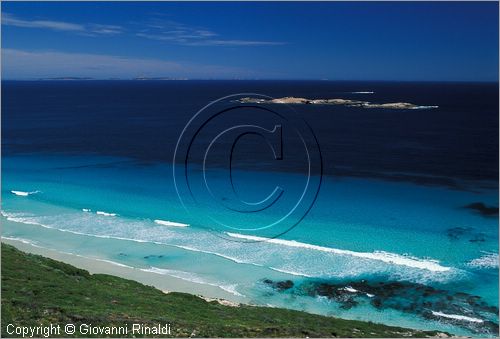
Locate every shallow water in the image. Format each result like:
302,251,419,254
2,153,498,336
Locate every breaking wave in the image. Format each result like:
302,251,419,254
226,232,451,272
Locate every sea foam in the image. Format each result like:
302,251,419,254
11,190,39,197
2,236,40,247
467,252,499,269
225,232,451,272
96,211,117,217
268,266,313,278
343,286,358,293
2,209,456,282
154,219,189,227
431,311,483,323
140,266,244,297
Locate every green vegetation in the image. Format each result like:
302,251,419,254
1,243,444,337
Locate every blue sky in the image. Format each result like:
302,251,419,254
2,2,498,81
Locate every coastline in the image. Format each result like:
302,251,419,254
1,237,246,304
1,242,448,338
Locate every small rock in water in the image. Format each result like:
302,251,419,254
262,279,294,291
268,279,499,336
275,280,294,291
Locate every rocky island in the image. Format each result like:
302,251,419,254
238,96,438,110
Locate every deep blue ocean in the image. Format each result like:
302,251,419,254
2,80,499,336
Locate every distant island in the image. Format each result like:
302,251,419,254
134,76,189,81
34,76,190,81
37,77,95,81
238,96,439,110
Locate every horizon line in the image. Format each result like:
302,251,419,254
2,78,499,83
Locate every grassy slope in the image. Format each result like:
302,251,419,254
1,244,443,338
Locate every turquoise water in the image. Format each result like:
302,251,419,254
2,154,498,336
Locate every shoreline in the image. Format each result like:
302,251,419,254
0,238,464,338
1,238,246,305
1,242,450,338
